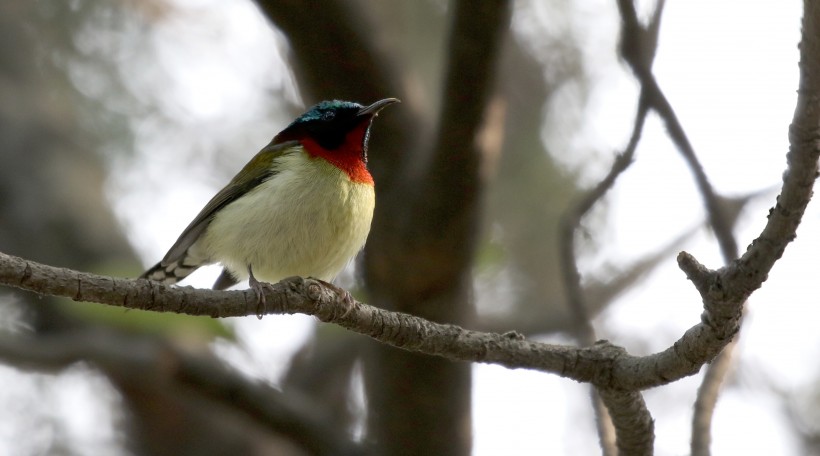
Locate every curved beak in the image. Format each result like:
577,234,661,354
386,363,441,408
358,98,401,117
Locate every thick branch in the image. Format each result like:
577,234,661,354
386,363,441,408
728,0,820,291
0,251,587,379
252,0,399,104
679,5,820,452
0,251,735,390
598,389,654,456
591,391,618,456
675,0,820,349
426,0,512,197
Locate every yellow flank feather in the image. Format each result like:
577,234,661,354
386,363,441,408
193,146,375,283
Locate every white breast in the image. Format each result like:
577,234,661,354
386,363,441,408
198,149,375,283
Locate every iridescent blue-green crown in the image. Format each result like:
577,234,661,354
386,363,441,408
292,100,364,125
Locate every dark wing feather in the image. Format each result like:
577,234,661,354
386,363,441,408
212,268,239,290
161,140,300,264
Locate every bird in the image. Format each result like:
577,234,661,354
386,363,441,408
141,98,399,312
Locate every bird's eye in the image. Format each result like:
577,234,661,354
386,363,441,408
322,111,335,121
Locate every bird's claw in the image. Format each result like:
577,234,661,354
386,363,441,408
316,279,355,317
248,270,274,320
338,289,355,318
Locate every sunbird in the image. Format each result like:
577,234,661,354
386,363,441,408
141,98,399,307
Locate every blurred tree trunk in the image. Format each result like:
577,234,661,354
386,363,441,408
257,1,587,454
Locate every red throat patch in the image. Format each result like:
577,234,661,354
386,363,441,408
300,122,375,185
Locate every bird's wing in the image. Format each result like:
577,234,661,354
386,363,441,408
161,140,301,265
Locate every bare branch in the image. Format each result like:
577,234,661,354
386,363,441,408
591,391,619,456
559,2,658,450
0,250,598,380
617,0,738,263
560,90,650,456
560,93,649,345
617,1,751,451
690,8,820,451
0,250,757,391
2,0,818,392
691,338,737,456
674,0,820,358
598,389,655,456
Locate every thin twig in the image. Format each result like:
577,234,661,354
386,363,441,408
559,93,649,455
558,1,659,450
691,337,737,456
617,1,749,452
560,93,649,345
618,0,737,262
476,224,698,336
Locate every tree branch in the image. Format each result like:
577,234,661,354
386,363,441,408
560,93,649,345
617,0,738,262
0,249,785,392
2,250,586,378
361,3,512,454
559,91,649,456
690,337,736,456
559,1,659,450
616,1,755,452
598,389,654,456
1,4,818,431
673,0,820,363
690,8,820,451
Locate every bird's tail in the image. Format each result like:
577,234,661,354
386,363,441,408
140,255,202,285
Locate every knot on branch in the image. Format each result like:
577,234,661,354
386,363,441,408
305,280,323,302
679,253,743,342
580,340,629,389
677,251,721,299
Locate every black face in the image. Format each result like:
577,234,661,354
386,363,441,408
281,100,371,151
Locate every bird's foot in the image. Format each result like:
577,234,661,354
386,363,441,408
316,279,355,317
248,265,273,320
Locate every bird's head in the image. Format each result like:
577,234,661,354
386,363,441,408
274,99,399,183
